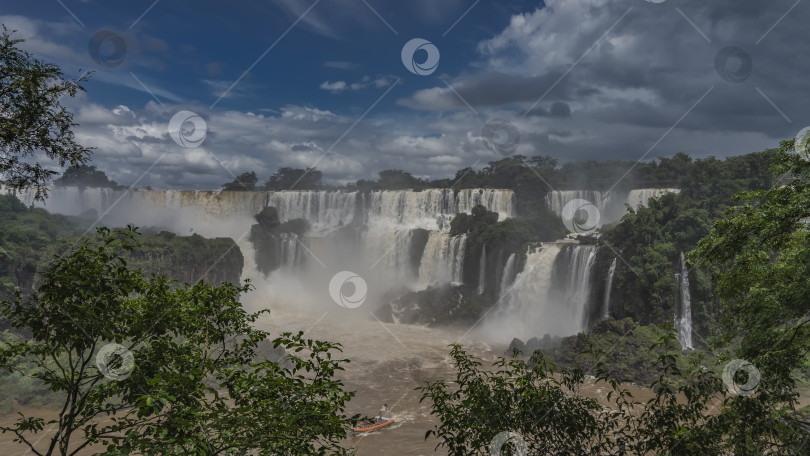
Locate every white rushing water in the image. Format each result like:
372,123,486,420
9,187,513,297
12,187,514,231
603,257,617,318
498,253,516,297
480,242,597,341
674,251,694,350
477,246,487,295
417,232,466,288
545,188,680,225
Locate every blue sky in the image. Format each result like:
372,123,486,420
2,0,808,189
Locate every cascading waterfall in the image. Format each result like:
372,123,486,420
545,188,680,225
9,186,513,292
545,191,604,216
603,257,617,318
477,246,487,295
625,188,681,210
13,187,514,231
481,243,597,341
674,252,694,350
266,191,358,235
279,234,307,269
552,244,598,329
417,233,466,288
498,253,516,297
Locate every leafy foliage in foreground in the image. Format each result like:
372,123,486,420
695,140,810,415
421,338,809,455
0,227,358,456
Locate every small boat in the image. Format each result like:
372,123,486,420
352,416,395,433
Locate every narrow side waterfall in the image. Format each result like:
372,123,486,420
674,252,694,350
417,233,466,288
480,243,597,341
499,253,516,297
603,257,617,318
477,246,487,295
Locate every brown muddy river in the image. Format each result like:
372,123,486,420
252,309,663,456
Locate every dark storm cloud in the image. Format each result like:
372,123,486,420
398,0,809,161
526,101,571,118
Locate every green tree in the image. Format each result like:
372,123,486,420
222,171,258,191
0,227,357,455
53,165,122,189
422,336,807,455
695,140,810,416
377,169,425,190
0,27,92,201
263,167,322,190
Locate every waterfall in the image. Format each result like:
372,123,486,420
16,187,514,232
545,191,604,216
266,191,359,235
552,244,598,329
625,188,681,210
10,187,514,292
674,252,694,350
279,234,307,268
498,253,516,297
603,257,617,318
481,243,597,341
365,188,514,230
417,233,466,288
477,246,487,295
545,188,680,225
